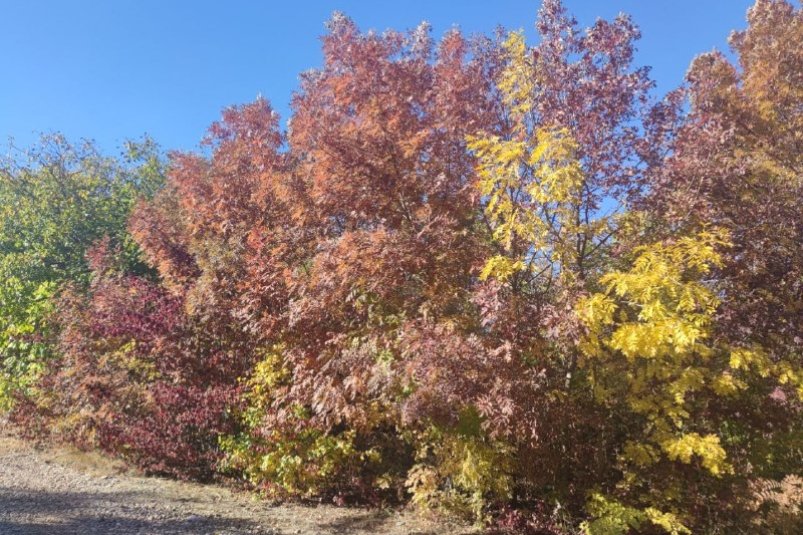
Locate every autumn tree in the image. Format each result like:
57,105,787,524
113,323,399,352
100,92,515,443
645,0,802,364
0,135,163,409
20,100,302,479
641,0,803,518
223,14,502,502
572,0,803,530
444,0,658,518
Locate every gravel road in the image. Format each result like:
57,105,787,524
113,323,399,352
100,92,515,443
0,431,476,535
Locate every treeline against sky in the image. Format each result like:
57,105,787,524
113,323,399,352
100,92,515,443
1,1,801,533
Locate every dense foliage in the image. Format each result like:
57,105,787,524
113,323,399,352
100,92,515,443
2,1,800,532
0,136,164,409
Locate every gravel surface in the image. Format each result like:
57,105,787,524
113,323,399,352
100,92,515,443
0,431,476,535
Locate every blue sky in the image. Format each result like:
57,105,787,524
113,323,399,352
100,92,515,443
1,0,754,153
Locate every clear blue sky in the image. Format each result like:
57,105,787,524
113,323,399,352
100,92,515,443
1,0,754,153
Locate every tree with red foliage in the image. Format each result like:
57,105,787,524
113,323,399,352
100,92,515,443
27,100,295,479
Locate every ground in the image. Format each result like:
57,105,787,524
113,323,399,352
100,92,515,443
0,429,477,535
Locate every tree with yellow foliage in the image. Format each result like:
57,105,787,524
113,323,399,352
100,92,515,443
577,228,801,532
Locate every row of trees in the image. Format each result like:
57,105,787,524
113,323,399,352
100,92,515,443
1,1,800,533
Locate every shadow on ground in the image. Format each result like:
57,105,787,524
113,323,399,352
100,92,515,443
0,487,269,534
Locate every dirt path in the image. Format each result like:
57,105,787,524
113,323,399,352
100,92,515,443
0,431,476,535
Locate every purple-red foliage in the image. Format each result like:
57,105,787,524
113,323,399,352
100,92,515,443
33,210,251,480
